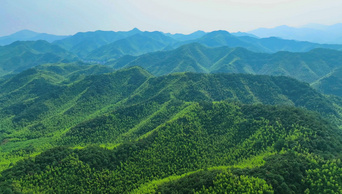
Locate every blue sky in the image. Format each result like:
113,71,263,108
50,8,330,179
1,0,342,36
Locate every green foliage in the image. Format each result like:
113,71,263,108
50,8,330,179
1,100,342,193
304,159,342,193
1,65,342,193
110,43,342,83
196,170,273,194
0,40,78,76
53,29,142,58
312,67,342,97
87,32,177,61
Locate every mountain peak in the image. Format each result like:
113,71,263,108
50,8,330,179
129,28,142,33
205,30,232,38
2,30,39,40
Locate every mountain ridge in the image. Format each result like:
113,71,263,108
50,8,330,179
0,30,69,46
108,43,342,83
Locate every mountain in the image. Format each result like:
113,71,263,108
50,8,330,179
164,30,207,41
249,23,342,44
53,29,142,58
0,30,68,46
311,67,342,97
1,66,342,193
3,28,342,193
231,31,259,38
0,62,114,98
1,101,342,193
0,66,338,149
52,28,342,62
108,43,342,83
191,30,342,53
0,40,78,76
54,29,342,61
86,31,177,61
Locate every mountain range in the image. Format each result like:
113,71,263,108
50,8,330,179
0,40,78,76
0,64,342,193
249,23,342,44
2,27,342,193
108,43,342,84
2,28,342,63
0,30,68,46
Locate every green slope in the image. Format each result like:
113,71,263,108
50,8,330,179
86,32,177,61
53,29,142,58
109,43,342,83
190,30,342,53
0,67,337,144
0,40,78,76
1,66,342,193
312,67,342,97
1,102,342,193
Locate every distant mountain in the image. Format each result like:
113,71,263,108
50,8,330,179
249,23,342,44
108,43,342,83
0,30,68,46
86,31,177,61
189,30,342,53
53,29,142,58
0,40,78,76
54,29,342,60
231,31,259,38
164,30,206,41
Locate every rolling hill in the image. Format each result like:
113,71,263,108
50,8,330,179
1,101,342,193
312,67,342,97
188,30,342,53
108,43,342,83
2,26,342,193
0,40,78,76
53,28,142,58
1,65,342,193
86,32,177,61
51,29,342,63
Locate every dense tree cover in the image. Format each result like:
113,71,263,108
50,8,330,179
53,28,342,63
1,67,337,145
196,170,274,194
87,32,177,61
312,67,342,97
108,42,342,83
1,66,342,193
0,40,78,76
53,28,143,58
1,101,342,193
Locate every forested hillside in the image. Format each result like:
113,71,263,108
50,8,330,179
0,40,78,76
108,43,342,83
312,67,342,97
86,32,177,61
50,29,342,63
1,101,342,193
1,26,342,193
1,64,342,193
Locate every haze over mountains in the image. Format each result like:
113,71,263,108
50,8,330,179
2,25,342,193
249,23,342,44
0,30,68,46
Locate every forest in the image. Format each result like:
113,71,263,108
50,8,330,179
1,27,342,193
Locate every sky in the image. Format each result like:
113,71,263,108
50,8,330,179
1,0,342,36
